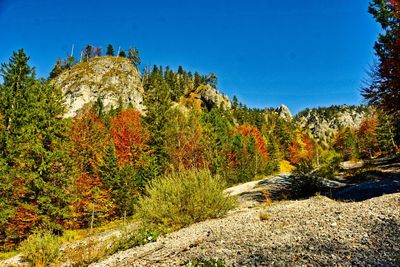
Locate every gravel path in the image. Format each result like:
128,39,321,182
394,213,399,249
91,193,400,267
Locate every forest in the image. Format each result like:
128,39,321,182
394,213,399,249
0,0,399,265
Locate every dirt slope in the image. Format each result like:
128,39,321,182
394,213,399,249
91,193,400,266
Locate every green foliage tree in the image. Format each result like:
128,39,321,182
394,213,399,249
127,47,141,67
0,50,73,246
142,65,173,176
118,50,126,58
49,59,64,79
106,44,115,56
363,0,400,146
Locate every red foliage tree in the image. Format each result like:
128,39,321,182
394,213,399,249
6,204,38,246
357,114,380,158
234,124,269,160
288,133,314,165
69,107,111,228
110,108,151,166
165,111,206,170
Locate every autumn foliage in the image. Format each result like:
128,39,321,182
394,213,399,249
288,133,314,165
234,124,269,160
70,108,111,227
111,108,151,166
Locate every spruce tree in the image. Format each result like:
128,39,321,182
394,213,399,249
49,59,63,79
106,44,115,56
118,50,126,58
142,65,173,175
0,50,73,245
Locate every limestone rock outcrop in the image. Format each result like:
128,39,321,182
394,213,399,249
54,56,144,117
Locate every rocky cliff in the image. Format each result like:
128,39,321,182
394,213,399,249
295,105,371,146
54,56,144,117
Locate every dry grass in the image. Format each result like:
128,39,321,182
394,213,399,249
62,238,109,267
259,210,269,221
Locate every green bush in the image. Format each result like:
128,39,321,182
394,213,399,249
289,150,341,198
135,169,236,232
317,150,342,179
19,231,61,267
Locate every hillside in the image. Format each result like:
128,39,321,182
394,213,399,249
295,105,371,146
90,193,399,266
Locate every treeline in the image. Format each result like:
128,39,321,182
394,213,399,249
49,43,140,79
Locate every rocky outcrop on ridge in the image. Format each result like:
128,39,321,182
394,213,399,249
54,56,144,117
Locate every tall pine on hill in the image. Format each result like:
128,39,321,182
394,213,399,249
142,65,173,175
0,50,73,246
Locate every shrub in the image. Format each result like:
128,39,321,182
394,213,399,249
135,169,236,232
288,150,341,198
19,231,61,267
62,238,109,267
288,160,323,198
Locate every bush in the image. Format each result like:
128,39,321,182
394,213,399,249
135,169,236,232
19,231,61,267
288,150,341,198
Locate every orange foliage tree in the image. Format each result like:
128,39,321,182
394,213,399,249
69,107,112,228
288,132,314,165
110,108,151,166
357,114,380,158
165,110,206,170
234,124,269,160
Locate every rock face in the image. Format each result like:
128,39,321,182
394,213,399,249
196,84,232,110
276,104,293,120
54,56,144,117
295,105,371,146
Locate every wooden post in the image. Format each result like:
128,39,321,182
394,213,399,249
90,203,95,233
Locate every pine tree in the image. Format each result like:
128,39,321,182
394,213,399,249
106,44,115,56
127,47,141,66
49,59,63,79
142,65,173,175
118,50,126,58
0,50,73,245
363,1,400,117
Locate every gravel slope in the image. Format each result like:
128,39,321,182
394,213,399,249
91,193,400,267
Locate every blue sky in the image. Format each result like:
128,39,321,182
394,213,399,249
0,0,380,114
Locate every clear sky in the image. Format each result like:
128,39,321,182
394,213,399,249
0,0,380,114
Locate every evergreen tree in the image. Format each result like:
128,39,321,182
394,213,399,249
127,47,141,67
0,50,73,245
82,45,95,61
65,55,77,68
49,59,63,79
142,65,173,176
118,50,126,57
363,1,400,117
106,44,115,56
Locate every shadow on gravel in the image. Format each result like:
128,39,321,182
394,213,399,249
329,172,400,201
236,218,400,266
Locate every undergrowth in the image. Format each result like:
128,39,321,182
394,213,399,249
135,168,237,233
